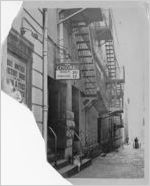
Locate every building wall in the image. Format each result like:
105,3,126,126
47,9,58,78
10,8,59,134
79,94,86,146
100,117,110,146
86,106,98,145
113,116,123,148
10,8,44,132
2,7,125,160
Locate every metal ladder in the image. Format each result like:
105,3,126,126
105,40,116,80
105,40,123,110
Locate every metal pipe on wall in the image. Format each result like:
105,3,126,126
42,8,48,152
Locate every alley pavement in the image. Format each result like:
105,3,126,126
72,144,144,178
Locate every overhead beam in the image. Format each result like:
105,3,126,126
58,8,86,25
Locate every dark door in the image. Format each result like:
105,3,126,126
97,118,101,144
72,86,79,135
47,77,66,157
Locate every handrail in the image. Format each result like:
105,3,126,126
74,130,83,156
51,122,84,157
49,127,57,164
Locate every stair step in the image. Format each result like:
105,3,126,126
108,65,116,68
52,159,69,170
107,60,115,62
59,158,92,178
107,62,115,64
82,94,97,98
107,57,114,59
108,68,116,70
79,55,92,58
106,48,113,49
106,50,114,52
76,33,89,36
85,82,96,84
108,66,116,68
108,67,116,70
47,154,57,164
72,24,87,28
72,21,87,25
107,57,115,59
85,87,96,90
106,48,113,50
83,75,95,78
106,44,113,46
109,72,116,74
106,47,113,49
106,52,114,54
109,69,116,71
80,62,93,65
76,41,90,44
82,69,94,72
107,55,115,57
78,48,90,51
107,61,115,63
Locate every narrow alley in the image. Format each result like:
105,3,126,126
72,144,144,178
1,5,147,184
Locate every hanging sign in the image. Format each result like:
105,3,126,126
55,63,80,80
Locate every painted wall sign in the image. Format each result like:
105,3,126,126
7,54,27,103
55,63,80,80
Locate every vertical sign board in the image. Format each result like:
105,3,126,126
7,54,27,104
55,63,80,80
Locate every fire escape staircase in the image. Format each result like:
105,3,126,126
72,21,98,110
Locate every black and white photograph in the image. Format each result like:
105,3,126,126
1,1,149,185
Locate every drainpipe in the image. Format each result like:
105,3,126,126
42,8,48,153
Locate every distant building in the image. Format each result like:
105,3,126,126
2,6,125,176
124,102,129,143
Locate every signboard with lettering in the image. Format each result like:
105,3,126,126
6,54,27,103
55,63,80,80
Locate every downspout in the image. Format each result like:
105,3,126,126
42,9,48,152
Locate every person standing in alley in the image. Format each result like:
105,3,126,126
126,137,129,145
134,137,139,149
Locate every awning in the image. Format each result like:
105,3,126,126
58,8,103,25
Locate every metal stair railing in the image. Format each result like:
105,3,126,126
74,130,83,157
52,121,84,159
48,126,57,165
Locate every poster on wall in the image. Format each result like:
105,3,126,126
6,54,27,103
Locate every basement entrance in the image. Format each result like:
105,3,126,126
47,76,67,162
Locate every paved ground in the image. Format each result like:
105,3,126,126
72,144,144,178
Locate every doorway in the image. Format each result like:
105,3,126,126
47,76,67,159
72,86,80,154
